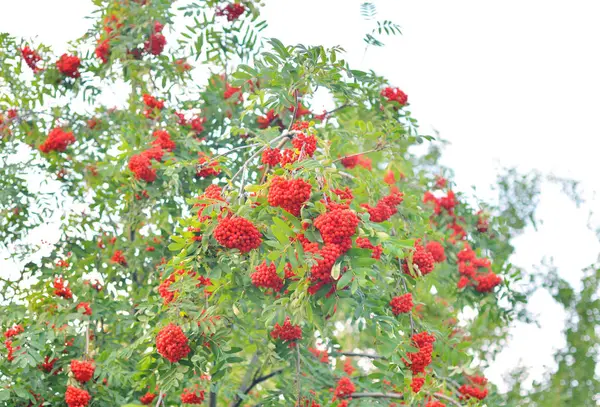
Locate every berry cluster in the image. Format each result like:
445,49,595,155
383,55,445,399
4,324,24,338
390,293,413,315
143,94,165,118
156,323,191,363
340,153,372,170
70,359,95,383
308,347,329,363
152,129,176,152
314,209,359,251
257,109,280,129
76,302,92,316
361,189,404,222
40,355,58,373
197,152,220,178
426,400,446,407
144,21,167,55
251,261,284,292
213,216,262,253
111,250,127,266
21,46,42,73
139,392,157,405
56,54,81,78
195,184,225,221
383,169,396,184
333,377,355,400
423,190,457,216
402,243,436,277
128,153,157,182
425,241,446,263
410,376,425,393
406,331,435,375
53,277,73,299
216,3,246,21
459,376,489,400
223,82,243,102
268,176,312,216
291,131,317,158
343,359,355,376
65,386,91,407
39,128,76,153
176,113,206,135
381,87,408,105
270,316,302,346
456,243,501,292
180,387,205,404
356,237,383,259
289,104,312,117
261,147,282,166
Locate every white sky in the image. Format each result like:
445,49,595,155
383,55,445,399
3,0,600,392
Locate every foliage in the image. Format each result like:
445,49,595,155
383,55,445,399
0,1,561,406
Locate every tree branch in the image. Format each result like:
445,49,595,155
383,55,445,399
434,392,463,407
331,142,387,164
350,392,404,399
231,368,285,407
334,351,387,360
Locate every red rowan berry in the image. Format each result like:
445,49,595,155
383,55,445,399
144,22,166,55
196,152,220,178
410,376,425,393
356,237,383,259
156,323,191,362
95,39,110,63
214,216,262,253
268,176,312,216
309,347,329,363
458,385,488,400
195,184,225,221
40,356,58,373
217,3,246,21
261,147,282,166
224,83,243,102
270,317,302,345
314,209,359,248
152,129,175,151
129,154,156,182
381,87,408,105
361,190,404,223
474,272,501,292
281,148,299,166
70,359,95,383
4,324,24,338
384,169,396,184
111,250,127,266
390,293,413,315
403,245,435,276
40,128,76,153
426,400,446,407
76,302,92,316
53,277,73,299
340,154,360,169
180,388,205,404
21,46,42,73
65,386,91,407
140,392,156,405
343,359,355,376
309,244,342,282
257,110,279,129
251,261,284,291
56,54,81,78
291,132,317,158
425,241,446,263
333,377,355,399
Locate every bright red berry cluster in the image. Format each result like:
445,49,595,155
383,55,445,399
76,302,92,315
309,347,329,363
381,87,408,105
180,387,205,404
152,129,176,152
390,293,413,315
268,176,312,216
128,153,157,182
65,386,91,407
426,400,446,407
144,21,166,55
459,376,489,401
53,277,73,299
156,323,191,363
213,216,262,253
270,316,302,346
223,82,243,102
142,93,165,119
139,392,156,405
39,128,76,153
456,243,501,292
217,3,246,21
70,360,95,383
343,359,355,376
40,355,58,373
21,46,42,73
291,131,317,159
251,261,284,292
197,152,220,178
333,377,355,400
111,250,127,266
340,153,372,170
4,324,24,338
410,376,425,393
56,54,81,78
356,237,383,259
403,243,435,277
314,209,359,251
361,189,404,222
425,241,446,263
406,331,435,375
261,147,282,166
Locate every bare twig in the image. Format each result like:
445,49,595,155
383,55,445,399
155,392,165,407
434,392,463,407
231,368,285,407
350,392,404,399
287,89,300,131
334,351,387,360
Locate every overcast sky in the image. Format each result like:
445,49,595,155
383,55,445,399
2,0,600,391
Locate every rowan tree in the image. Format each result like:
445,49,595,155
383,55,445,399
0,1,541,406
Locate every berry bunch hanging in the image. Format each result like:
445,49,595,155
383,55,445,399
213,216,262,253
156,323,191,363
267,176,312,216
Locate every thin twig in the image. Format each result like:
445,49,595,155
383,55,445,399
350,392,404,399
231,368,285,407
434,392,463,407
84,322,90,358
334,351,387,360
295,345,301,403
331,143,387,164
155,392,165,407
287,89,300,131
